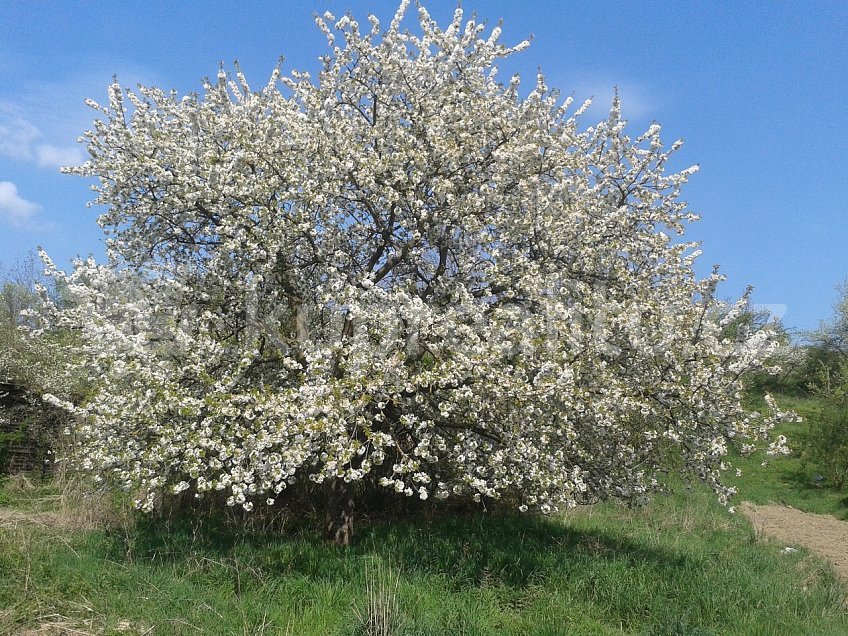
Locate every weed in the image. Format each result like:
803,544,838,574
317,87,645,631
353,558,404,636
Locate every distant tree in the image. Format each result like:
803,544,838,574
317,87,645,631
36,2,790,543
717,301,774,343
809,279,848,357
1,253,40,347
715,301,812,395
0,252,62,392
0,253,80,474
796,359,848,489
794,279,848,393
790,281,848,489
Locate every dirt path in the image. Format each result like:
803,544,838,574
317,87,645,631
741,502,848,580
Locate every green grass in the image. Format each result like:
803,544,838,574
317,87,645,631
0,478,846,635
2,395,847,635
730,393,848,520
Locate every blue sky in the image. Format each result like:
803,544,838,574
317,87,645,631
0,1,845,332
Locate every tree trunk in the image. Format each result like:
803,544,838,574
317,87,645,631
325,477,355,546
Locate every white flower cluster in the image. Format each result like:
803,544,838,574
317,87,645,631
37,3,790,514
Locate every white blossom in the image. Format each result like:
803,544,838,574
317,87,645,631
32,3,793,516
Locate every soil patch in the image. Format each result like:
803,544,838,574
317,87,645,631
741,502,848,581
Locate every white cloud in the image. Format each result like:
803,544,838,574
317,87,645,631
0,61,164,172
0,104,86,170
35,143,85,169
0,106,41,161
567,81,655,120
0,181,42,226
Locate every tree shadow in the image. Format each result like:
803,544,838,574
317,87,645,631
101,506,696,591
781,465,847,496
351,512,693,589
780,465,826,490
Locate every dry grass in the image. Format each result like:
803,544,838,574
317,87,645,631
353,558,405,636
0,468,132,533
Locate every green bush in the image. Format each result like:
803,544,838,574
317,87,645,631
800,403,848,490
798,362,848,489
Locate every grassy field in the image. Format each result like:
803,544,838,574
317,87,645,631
0,396,846,635
730,393,848,520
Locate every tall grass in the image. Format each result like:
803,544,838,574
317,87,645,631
353,557,404,636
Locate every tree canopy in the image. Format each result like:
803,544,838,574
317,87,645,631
36,2,790,543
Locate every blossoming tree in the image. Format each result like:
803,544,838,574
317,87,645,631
38,2,789,544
